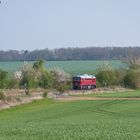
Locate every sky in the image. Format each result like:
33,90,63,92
0,0,140,50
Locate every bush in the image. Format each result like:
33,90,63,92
56,84,69,93
43,91,48,98
0,70,8,89
25,89,30,95
96,61,118,87
114,69,126,86
96,70,117,87
123,70,140,89
0,91,6,100
38,71,53,89
20,61,54,89
50,68,71,92
8,79,20,89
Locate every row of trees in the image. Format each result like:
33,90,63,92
1,47,140,61
1,58,140,91
0,60,71,93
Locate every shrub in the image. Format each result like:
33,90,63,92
20,62,39,88
25,89,30,95
50,68,71,92
123,57,140,89
114,69,126,86
8,79,20,89
43,91,48,98
0,69,8,89
56,84,69,93
50,68,71,83
38,71,53,89
96,61,118,87
0,91,6,100
96,70,117,87
123,69,140,89
20,60,53,89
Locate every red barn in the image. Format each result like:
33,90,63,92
73,74,96,90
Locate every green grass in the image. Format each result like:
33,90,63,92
0,60,123,75
0,99,140,139
73,90,140,98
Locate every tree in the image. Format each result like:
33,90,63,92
33,60,53,89
20,60,53,89
20,62,38,88
124,69,140,89
50,68,71,93
96,62,117,87
96,70,116,87
123,57,140,89
38,70,53,89
33,59,44,71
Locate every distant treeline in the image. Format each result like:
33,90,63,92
1,47,140,61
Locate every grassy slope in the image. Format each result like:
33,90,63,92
0,99,140,140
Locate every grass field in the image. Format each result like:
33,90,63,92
0,98,140,140
0,60,124,75
73,90,140,98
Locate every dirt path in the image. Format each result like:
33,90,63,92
56,96,140,101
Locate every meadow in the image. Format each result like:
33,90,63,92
73,90,140,98
0,97,140,140
0,60,124,75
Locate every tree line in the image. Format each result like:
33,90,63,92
1,47,140,61
0,60,71,97
1,58,140,100
0,58,140,92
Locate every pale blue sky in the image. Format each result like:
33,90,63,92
0,0,140,50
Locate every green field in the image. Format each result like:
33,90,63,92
0,98,140,140
0,60,124,75
73,90,140,98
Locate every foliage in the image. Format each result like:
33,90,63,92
123,69,140,89
50,68,71,83
0,91,5,100
20,62,38,88
113,69,126,86
33,59,44,71
96,62,117,87
123,57,140,89
0,59,139,89
1,99,140,139
96,70,117,87
0,69,8,89
8,78,20,89
25,89,30,95
55,83,70,93
19,60,54,89
42,91,48,98
33,60,53,89
8,72,21,89
50,68,71,92
39,71,53,89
